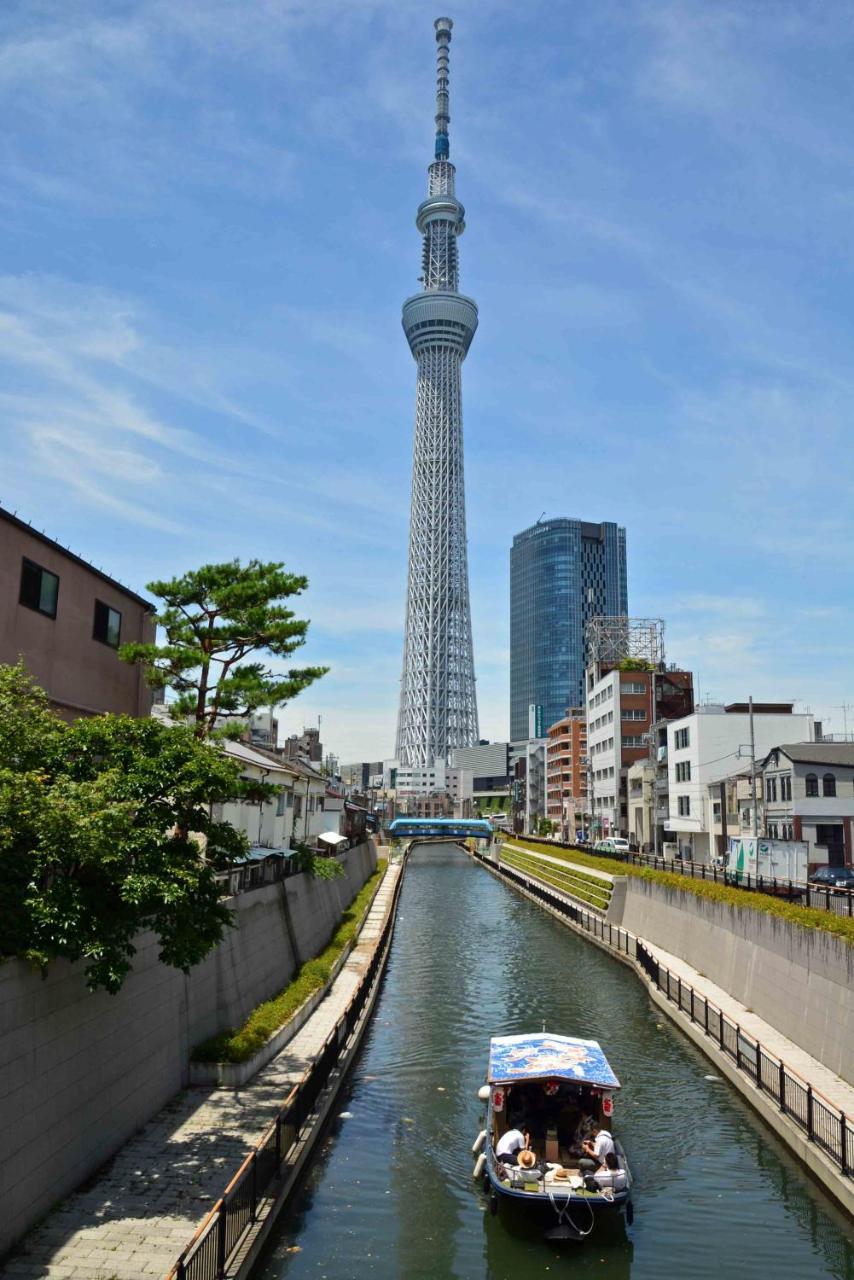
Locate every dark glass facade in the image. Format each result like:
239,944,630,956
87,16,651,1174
510,519,627,741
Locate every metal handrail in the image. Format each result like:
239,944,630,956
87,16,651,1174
168,869,403,1280
474,848,853,1180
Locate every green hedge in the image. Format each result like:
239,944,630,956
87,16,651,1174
192,861,388,1064
502,838,854,947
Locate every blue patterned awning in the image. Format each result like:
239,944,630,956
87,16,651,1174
488,1034,620,1089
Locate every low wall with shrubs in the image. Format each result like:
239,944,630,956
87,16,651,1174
0,840,376,1260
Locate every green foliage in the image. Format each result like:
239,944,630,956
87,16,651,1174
0,663,251,992
119,558,328,738
617,657,654,671
289,840,345,881
192,862,387,1063
536,818,555,837
505,836,854,946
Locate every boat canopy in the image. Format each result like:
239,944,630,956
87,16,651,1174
488,1034,621,1090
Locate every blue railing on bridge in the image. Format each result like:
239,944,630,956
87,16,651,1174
386,817,493,841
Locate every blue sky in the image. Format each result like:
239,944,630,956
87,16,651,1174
2,0,853,761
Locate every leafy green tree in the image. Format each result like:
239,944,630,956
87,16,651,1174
0,664,250,992
119,559,328,738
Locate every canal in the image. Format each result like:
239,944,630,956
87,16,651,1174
255,844,854,1279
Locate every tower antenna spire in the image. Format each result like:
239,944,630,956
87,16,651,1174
396,17,479,768
434,17,452,159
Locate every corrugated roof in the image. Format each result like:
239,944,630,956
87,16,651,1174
223,740,298,776
769,742,854,767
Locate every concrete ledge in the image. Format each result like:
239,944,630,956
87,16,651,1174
188,939,356,1089
188,870,388,1089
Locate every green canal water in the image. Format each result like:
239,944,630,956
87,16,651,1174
255,844,854,1279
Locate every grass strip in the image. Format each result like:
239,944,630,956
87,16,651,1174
192,861,388,1064
503,838,854,946
500,847,611,911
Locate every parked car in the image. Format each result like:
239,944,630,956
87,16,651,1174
594,837,630,859
807,865,854,894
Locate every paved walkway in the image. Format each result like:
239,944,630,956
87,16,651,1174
646,938,854,1117
1,865,401,1280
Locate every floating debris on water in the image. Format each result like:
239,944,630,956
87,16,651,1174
339,1111,354,1119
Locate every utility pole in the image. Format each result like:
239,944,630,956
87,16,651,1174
749,695,758,837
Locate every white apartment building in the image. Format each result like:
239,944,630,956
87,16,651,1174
666,703,815,861
585,669,621,836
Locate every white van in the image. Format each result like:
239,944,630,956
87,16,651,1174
595,837,630,859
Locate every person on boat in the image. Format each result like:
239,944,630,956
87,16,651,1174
495,1126,530,1165
578,1123,614,1171
587,1151,627,1192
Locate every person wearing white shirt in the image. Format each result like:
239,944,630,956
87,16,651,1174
495,1127,529,1165
579,1123,614,1171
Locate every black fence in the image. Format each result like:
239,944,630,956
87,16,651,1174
170,871,401,1280
474,848,853,1182
639,941,853,1178
516,834,854,918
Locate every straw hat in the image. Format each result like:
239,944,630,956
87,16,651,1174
554,1167,570,1181
518,1149,537,1169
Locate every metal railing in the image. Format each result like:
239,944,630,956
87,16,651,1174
515,834,854,917
169,871,401,1280
474,849,853,1182
638,940,853,1177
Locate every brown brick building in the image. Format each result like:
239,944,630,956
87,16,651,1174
546,707,587,839
0,507,155,719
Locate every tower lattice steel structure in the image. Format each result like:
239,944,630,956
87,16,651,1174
396,16,479,768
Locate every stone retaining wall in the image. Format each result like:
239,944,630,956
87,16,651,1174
609,875,854,1084
0,840,376,1259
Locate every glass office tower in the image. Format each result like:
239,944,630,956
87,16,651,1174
510,519,627,741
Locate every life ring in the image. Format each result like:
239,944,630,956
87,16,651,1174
543,1080,559,1097
602,1094,614,1117
492,1087,505,1112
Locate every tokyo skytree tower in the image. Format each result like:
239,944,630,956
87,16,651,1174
395,16,479,768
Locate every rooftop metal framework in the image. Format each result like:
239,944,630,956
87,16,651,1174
585,616,666,668
396,17,479,767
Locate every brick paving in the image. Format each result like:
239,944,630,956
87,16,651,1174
0,866,400,1280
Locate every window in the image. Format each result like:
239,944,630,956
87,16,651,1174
767,822,778,839
93,600,122,648
677,796,690,816
621,681,646,695
780,774,792,802
675,761,691,782
675,727,690,750
782,822,794,841
19,558,59,618
713,802,721,821
276,790,286,817
622,708,645,721
622,735,644,747
293,794,303,818
823,772,836,797
765,776,777,803
805,773,819,797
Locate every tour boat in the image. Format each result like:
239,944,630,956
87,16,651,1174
472,1033,633,1241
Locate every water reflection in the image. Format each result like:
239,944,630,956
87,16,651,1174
255,845,854,1280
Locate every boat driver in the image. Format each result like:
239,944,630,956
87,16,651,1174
495,1126,530,1166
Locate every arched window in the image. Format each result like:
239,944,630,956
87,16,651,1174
805,773,819,797
823,772,836,797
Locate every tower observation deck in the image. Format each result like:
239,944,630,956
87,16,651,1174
395,17,479,769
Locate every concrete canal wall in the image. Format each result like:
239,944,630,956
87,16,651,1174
0,841,376,1260
609,876,854,1085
